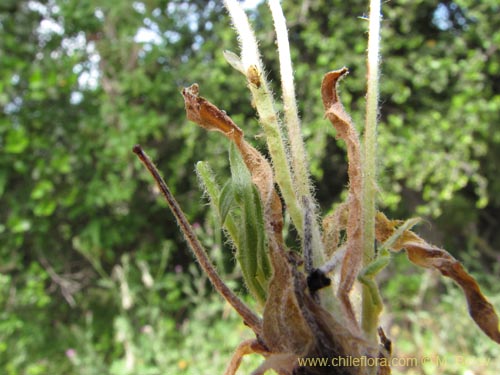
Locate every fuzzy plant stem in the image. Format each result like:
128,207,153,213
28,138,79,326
268,0,326,268
361,0,382,344
223,0,304,237
268,0,309,200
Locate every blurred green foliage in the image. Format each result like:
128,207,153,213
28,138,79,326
1,0,500,374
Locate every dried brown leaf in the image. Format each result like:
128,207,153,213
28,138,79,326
182,84,244,136
182,84,283,240
376,212,500,344
321,68,363,331
262,238,314,357
261,236,370,375
322,202,348,258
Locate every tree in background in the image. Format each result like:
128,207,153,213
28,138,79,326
1,0,499,374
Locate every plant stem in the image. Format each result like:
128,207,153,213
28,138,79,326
268,0,325,268
268,0,309,199
361,0,381,343
223,0,262,72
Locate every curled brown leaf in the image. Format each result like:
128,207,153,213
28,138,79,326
376,212,500,344
321,68,363,332
182,84,283,240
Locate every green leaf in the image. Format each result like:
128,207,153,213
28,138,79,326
219,180,235,225
5,128,29,154
228,143,269,305
9,217,31,233
223,50,245,75
229,143,252,205
31,180,54,200
250,184,272,286
29,68,43,90
33,200,57,217
195,161,239,244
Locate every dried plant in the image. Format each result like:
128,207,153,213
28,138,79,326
133,1,500,374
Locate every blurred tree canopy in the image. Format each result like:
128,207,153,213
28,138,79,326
1,0,499,374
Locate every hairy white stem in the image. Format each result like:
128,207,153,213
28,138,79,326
268,0,305,186
223,0,262,71
363,0,381,265
361,0,382,348
269,0,326,268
